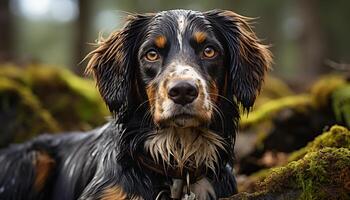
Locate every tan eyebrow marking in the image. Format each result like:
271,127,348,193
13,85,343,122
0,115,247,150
193,32,207,44
154,35,167,48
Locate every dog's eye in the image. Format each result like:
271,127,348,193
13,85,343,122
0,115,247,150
203,46,217,59
145,50,160,62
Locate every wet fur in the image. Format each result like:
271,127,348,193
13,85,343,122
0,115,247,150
145,127,225,171
0,9,271,200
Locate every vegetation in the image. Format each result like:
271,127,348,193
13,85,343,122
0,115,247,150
259,147,350,200
289,125,350,161
0,1,349,199
227,125,350,200
0,64,108,146
0,64,349,199
234,75,350,199
0,76,60,146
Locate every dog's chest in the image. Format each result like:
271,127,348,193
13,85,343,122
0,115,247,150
155,176,215,200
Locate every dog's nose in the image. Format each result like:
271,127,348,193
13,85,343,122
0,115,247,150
168,80,199,105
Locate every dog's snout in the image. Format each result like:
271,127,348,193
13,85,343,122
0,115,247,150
168,80,198,105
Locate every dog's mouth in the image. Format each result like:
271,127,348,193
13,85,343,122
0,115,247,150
158,112,204,128
170,113,193,120
154,94,213,128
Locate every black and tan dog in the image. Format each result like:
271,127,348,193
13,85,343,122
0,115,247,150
0,9,271,200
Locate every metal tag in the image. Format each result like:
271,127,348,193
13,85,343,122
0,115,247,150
182,192,196,200
170,179,185,199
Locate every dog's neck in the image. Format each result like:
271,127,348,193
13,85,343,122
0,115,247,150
144,127,225,173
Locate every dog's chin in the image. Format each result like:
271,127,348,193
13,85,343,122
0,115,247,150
158,114,206,128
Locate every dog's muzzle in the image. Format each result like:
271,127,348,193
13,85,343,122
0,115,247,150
168,80,199,106
152,64,213,127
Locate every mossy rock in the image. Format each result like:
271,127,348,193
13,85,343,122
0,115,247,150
261,147,350,200
0,64,27,85
222,190,301,200
254,76,294,107
310,74,347,108
232,125,350,199
240,74,348,130
240,95,311,129
332,84,350,127
237,76,348,175
288,125,350,161
310,74,350,127
0,77,60,147
237,97,335,175
0,64,109,131
24,65,109,130
226,147,350,200
239,76,296,129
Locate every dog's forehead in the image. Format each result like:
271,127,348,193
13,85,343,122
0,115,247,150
152,10,207,34
147,9,213,50
156,9,201,20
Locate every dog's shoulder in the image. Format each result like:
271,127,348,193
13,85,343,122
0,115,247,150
0,123,115,200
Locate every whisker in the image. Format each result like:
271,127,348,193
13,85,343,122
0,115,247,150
209,101,225,131
140,109,152,128
134,97,158,112
207,92,235,105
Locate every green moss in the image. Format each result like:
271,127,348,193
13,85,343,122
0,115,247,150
236,168,273,193
250,168,272,180
0,64,27,85
222,191,301,200
289,125,350,161
0,77,60,146
254,76,294,107
310,74,346,108
0,64,109,144
260,147,350,200
240,95,311,129
233,125,350,199
24,65,109,130
239,75,349,131
332,85,350,127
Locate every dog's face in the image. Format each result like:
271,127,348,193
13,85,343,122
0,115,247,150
86,9,272,170
139,11,225,128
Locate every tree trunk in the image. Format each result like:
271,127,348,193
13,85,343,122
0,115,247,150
296,0,327,83
0,0,13,61
74,0,91,75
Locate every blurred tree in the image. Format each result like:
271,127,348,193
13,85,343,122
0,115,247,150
75,0,92,75
296,0,326,82
3,0,347,83
0,0,13,61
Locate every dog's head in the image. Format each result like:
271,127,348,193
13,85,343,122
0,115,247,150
87,9,272,170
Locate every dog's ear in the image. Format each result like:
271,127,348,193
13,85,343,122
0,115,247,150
205,10,272,110
86,14,154,120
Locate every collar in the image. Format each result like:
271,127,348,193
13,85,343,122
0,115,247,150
137,155,205,183
137,155,214,199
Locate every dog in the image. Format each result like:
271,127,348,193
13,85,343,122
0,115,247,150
0,9,271,200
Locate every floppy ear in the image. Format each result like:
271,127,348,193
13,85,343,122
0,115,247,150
205,10,272,110
86,14,154,121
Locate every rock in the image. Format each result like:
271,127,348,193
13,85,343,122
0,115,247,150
332,85,350,127
227,148,350,200
229,125,350,200
24,65,109,130
0,76,60,147
0,64,109,146
253,76,294,107
236,75,349,175
289,125,350,161
239,95,311,129
258,147,350,200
